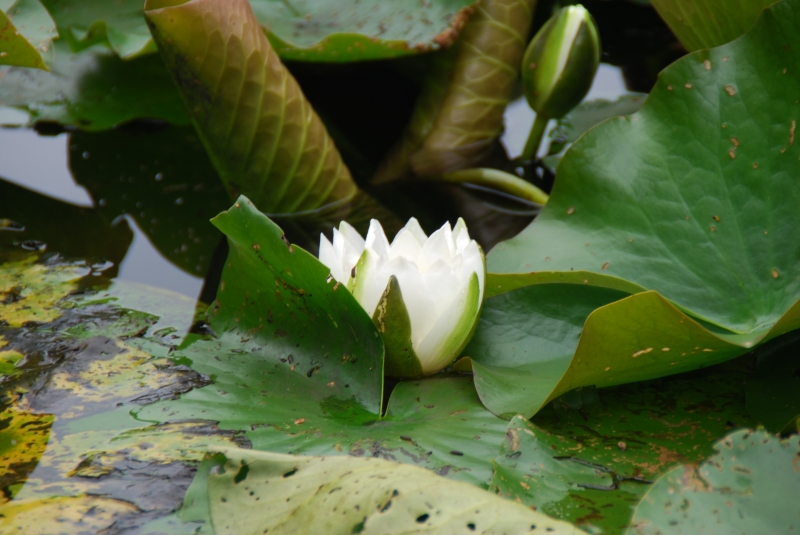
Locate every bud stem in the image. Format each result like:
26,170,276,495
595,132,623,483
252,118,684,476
521,113,550,162
441,168,549,205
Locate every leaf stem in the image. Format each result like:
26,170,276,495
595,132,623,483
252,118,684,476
521,114,549,162
441,168,549,205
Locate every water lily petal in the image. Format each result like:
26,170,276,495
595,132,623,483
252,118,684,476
422,222,456,266
365,219,390,257
453,217,471,252
415,272,482,374
459,240,485,301
339,220,365,251
318,233,343,281
401,217,428,246
389,228,424,262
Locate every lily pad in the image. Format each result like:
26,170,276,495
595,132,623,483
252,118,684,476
41,0,156,59
489,0,800,337
69,126,227,276
0,0,57,70
649,0,773,51
0,255,88,328
192,447,584,535
462,282,765,418
0,40,188,129
44,0,476,62
0,495,140,533
489,359,757,534
0,407,53,500
627,429,800,534
134,199,509,487
542,94,647,172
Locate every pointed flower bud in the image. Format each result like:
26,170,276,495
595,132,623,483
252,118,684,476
522,5,601,120
320,218,485,377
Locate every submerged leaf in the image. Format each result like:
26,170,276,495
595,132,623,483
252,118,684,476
0,495,140,533
0,407,53,501
0,256,88,328
0,0,57,70
627,429,800,535
145,0,359,215
194,447,584,535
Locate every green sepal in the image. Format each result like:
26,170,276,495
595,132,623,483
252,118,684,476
522,6,600,120
372,275,423,378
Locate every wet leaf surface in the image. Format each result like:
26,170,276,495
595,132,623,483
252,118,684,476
489,0,800,337
0,256,247,531
191,447,584,535
0,495,141,533
0,407,53,502
489,360,757,534
627,429,800,534
70,126,228,277
0,255,88,328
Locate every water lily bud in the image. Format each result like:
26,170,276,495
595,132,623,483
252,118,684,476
319,218,485,377
522,5,601,120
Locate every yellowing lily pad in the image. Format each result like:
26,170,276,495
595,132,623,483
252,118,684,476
0,256,88,328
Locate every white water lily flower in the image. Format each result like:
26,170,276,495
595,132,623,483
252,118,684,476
319,218,485,377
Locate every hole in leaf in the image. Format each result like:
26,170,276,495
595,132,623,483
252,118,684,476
416,514,429,523
467,522,476,531
283,468,298,478
234,463,249,484
352,517,366,533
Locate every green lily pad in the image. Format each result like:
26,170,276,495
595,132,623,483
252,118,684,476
627,429,800,534
649,0,773,51
542,94,647,172
41,0,156,59
69,126,227,277
44,0,476,62
489,359,757,535
134,199,509,487
0,40,188,129
489,0,800,338
191,447,584,535
462,281,774,418
0,0,57,70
